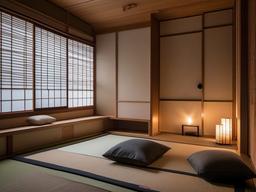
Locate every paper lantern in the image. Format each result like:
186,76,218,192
216,118,232,144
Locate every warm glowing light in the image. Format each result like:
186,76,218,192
187,116,193,125
216,118,232,144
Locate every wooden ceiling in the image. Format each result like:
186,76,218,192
50,0,234,34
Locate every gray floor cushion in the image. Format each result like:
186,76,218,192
187,150,255,184
103,139,170,166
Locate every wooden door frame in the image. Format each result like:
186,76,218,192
239,0,249,155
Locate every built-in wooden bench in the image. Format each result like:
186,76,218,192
0,116,109,159
0,116,108,137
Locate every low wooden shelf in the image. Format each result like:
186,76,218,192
181,124,200,137
110,117,149,134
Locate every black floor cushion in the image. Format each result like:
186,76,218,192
187,150,255,184
103,139,170,166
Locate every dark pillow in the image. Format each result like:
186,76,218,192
103,139,170,166
187,150,255,184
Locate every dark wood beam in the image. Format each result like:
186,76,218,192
240,0,249,155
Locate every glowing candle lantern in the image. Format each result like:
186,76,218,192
216,118,232,144
187,116,193,125
216,124,222,143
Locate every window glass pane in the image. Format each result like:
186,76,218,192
36,99,41,108
36,90,41,99
49,90,54,98
2,89,11,100
2,101,11,112
49,99,54,107
68,39,94,107
1,11,95,113
55,90,60,98
12,100,24,111
0,12,33,113
35,27,67,109
12,89,24,100
55,99,61,107
25,100,33,110
26,90,33,100
61,98,66,106
42,99,48,108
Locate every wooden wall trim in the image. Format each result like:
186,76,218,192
115,32,118,118
232,7,237,140
118,101,150,103
93,38,97,115
160,99,201,102
240,0,249,155
150,14,160,136
248,0,256,168
204,100,233,102
159,14,202,23
96,22,150,35
204,23,233,29
160,30,202,38
201,13,205,136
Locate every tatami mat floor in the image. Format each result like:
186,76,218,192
0,133,255,191
0,159,134,192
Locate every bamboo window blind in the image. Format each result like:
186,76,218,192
68,39,94,107
35,27,67,109
0,10,94,114
0,12,33,113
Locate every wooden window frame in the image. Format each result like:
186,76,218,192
0,10,95,119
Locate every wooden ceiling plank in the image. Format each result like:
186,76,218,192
50,0,234,33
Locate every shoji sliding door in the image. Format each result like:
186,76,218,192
159,16,203,134
117,28,150,120
203,9,233,136
159,9,234,137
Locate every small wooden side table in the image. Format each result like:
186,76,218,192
182,124,200,136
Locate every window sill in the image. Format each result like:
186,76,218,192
0,106,95,119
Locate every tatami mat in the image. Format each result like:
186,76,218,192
58,134,235,174
18,134,238,192
24,150,234,192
